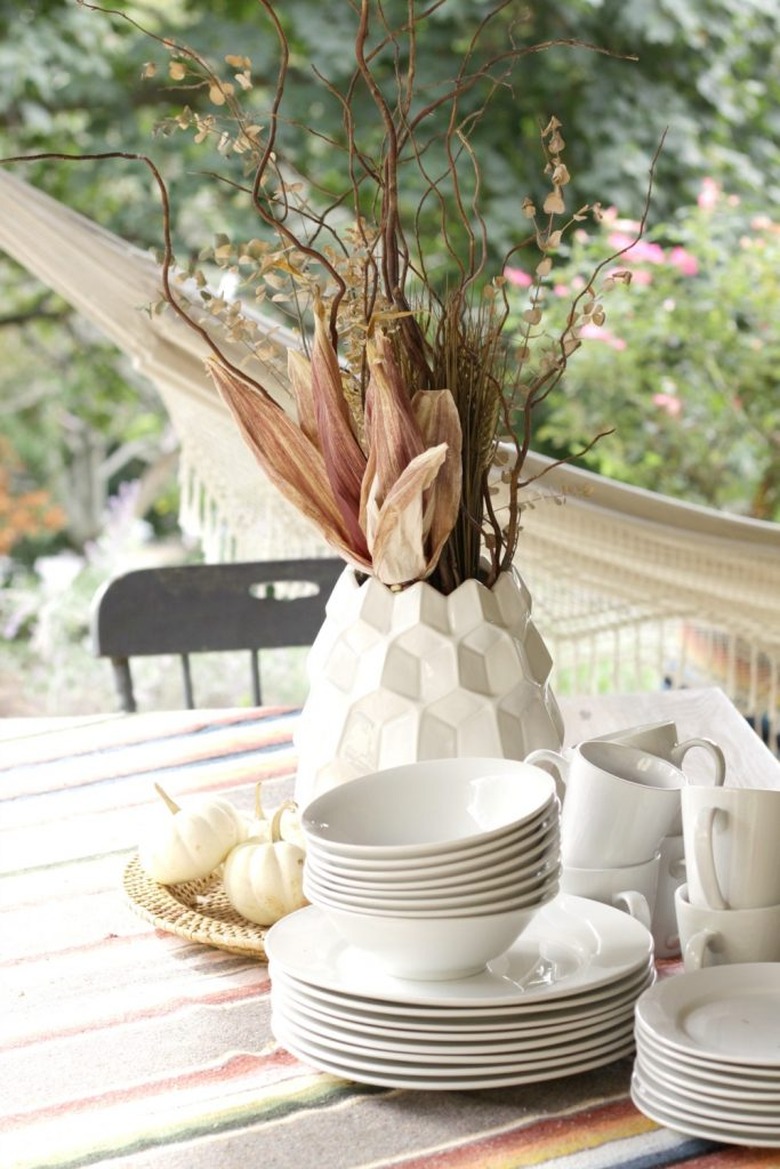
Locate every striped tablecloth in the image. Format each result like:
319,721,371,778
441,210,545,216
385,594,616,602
1,700,778,1169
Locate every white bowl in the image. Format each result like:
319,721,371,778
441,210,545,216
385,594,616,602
302,757,558,859
306,818,561,888
304,841,561,902
303,865,561,917
303,801,557,876
318,901,544,979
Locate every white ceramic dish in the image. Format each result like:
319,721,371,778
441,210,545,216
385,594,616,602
271,958,655,1023
265,895,654,1008
305,823,560,894
274,957,653,1020
272,1012,635,1088
634,963,780,1067
302,806,558,875
634,1049,780,1110
272,983,646,1055
634,1028,780,1089
631,1071,780,1147
302,860,560,914
277,1023,635,1090
301,758,557,858
273,1001,636,1065
315,899,546,980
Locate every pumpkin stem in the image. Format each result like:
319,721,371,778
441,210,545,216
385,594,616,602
270,799,297,843
154,783,181,815
254,781,266,821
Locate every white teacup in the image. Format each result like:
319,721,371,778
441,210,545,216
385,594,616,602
681,784,780,910
561,853,660,930
651,833,686,959
675,883,780,971
525,741,685,869
594,720,726,834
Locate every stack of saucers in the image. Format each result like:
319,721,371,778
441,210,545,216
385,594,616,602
300,757,560,981
632,963,780,1148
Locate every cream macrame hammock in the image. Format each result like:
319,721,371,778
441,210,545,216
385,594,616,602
1,171,778,747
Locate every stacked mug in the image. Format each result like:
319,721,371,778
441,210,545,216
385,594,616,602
677,783,780,970
527,723,725,955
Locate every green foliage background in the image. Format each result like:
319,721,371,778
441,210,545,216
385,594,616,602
1,0,779,559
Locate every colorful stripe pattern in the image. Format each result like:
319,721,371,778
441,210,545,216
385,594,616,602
0,708,771,1168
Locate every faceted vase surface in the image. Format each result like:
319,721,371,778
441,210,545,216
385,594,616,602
293,568,564,807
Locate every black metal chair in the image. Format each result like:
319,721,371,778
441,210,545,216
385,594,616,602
90,558,344,712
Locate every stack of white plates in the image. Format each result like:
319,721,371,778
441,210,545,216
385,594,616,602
266,894,654,1089
633,964,780,1148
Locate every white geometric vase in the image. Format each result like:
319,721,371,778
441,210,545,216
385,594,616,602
293,568,564,807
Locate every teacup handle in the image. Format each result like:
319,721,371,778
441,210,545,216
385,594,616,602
524,748,569,804
693,806,729,910
671,738,726,786
612,889,652,930
683,927,717,971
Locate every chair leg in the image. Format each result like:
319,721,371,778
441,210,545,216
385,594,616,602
112,658,136,713
181,653,195,708
250,650,262,706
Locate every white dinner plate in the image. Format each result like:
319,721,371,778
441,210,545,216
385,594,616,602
271,965,654,1038
265,896,653,1010
635,964,780,1068
278,1024,634,1090
273,1011,635,1088
634,1050,780,1115
273,1004,635,1068
271,959,655,1025
631,1071,780,1147
273,984,642,1057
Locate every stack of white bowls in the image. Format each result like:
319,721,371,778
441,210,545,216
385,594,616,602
300,757,560,980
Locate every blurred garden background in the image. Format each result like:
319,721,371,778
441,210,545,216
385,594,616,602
1,0,778,715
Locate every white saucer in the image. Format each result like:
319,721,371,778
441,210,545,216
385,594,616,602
635,1050,780,1114
635,1021,780,1086
631,1071,780,1148
271,965,654,1038
265,896,653,1010
635,964,780,1068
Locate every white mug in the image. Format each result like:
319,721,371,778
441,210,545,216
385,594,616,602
681,785,780,910
561,853,660,930
675,883,780,971
525,741,685,869
594,721,726,835
651,833,686,959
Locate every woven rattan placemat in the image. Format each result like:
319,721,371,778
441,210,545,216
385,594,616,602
123,854,268,959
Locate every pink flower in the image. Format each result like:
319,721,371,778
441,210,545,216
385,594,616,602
668,247,699,276
504,266,533,287
553,283,570,297
698,177,720,211
652,392,682,417
580,322,627,351
607,233,666,265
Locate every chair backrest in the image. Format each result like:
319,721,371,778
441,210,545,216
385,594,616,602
90,558,344,712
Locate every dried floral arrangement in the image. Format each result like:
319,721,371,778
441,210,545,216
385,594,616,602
4,0,657,594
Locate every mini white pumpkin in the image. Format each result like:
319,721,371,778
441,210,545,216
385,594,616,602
241,784,305,849
139,784,248,884
222,801,308,926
